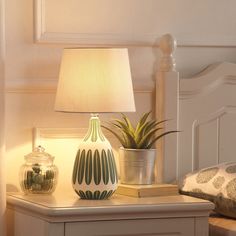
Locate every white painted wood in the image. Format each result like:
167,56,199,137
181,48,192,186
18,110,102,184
180,62,236,99
0,0,5,235
14,212,48,236
6,209,14,236
219,110,236,163
34,0,236,47
7,193,214,221
177,62,236,178
6,209,64,236
163,72,179,183
66,218,194,236
159,34,177,72
156,34,179,182
7,192,213,236
156,34,179,183
45,223,64,236
195,217,209,236
194,118,218,169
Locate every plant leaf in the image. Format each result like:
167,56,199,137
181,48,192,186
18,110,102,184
139,111,152,125
142,120,156,135
134,120,153,143
136,120,151,135
102,112,178,150
110,122,123,130
135,111,152,134
137,128,163,149
121,133,129,147
118,127,137,148
112,118,129,129
121,113,135,133
146,131,179,149
154,119,171,128
142,119,169,136
108,120,137,148
101,125,127,147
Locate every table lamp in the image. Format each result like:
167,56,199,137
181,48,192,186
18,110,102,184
55,48,136,200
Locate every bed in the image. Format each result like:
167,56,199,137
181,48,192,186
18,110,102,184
159,40,236,235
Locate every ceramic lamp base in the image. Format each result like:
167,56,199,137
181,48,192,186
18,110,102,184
72,115,118,200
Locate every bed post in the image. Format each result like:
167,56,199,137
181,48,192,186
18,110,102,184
155,34,179,183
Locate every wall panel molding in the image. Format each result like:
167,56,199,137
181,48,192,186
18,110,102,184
34,0,236,47
34,0,159,47
33,127,115,149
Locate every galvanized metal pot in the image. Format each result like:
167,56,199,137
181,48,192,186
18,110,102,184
119,147,156,185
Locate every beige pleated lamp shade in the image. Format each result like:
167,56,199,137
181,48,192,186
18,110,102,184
55,48,136,113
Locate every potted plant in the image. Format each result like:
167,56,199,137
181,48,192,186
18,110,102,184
102,112,178,185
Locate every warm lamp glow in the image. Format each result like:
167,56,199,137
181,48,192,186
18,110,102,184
54,48,136,200
55,48,135,113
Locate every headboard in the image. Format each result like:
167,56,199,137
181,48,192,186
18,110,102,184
176,62,236,181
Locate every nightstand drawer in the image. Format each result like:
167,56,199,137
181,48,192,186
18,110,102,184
65,218,194,236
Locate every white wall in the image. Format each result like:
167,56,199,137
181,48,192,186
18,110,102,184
5,0,236,194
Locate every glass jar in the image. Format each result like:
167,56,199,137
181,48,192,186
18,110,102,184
19,146,58,194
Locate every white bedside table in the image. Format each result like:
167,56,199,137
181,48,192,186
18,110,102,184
7,192,214,236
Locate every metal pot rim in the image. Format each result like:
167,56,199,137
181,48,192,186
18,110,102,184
119,147,156,152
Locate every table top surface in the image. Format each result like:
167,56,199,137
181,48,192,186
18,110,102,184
7,191,211,208
7,191,214,219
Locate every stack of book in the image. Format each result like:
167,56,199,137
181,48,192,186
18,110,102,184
116,184,179,198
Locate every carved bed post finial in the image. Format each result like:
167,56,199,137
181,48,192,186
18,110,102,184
159,34,177,72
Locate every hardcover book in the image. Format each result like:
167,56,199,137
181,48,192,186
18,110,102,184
116,184,179,198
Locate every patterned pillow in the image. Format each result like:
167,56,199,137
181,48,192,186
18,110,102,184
179,162,236,219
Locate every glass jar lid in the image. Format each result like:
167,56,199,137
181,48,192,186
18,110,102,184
24,146,54,165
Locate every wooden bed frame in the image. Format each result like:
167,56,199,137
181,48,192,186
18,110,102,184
157,36,236,235
157,36,236,184
155,34,179,183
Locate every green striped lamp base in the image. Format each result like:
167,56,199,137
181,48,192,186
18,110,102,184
75,190,115,200
72,115,118,200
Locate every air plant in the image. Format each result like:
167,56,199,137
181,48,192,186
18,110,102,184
102,111,178,149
